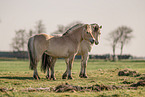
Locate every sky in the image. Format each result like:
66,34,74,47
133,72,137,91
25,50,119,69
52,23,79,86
0,0,145,57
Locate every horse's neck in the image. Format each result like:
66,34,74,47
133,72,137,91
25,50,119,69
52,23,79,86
68,27,83,44
65,28,82,45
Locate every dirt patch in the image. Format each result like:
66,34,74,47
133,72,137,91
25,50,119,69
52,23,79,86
17,81,145,93
130,80,145,87
54,82,145,92
118,69,141,77
122,81,133,84
139,77,145,80
54,83,124,92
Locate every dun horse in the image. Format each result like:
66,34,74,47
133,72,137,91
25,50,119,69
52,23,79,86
42,23,102,79
28,24,95,80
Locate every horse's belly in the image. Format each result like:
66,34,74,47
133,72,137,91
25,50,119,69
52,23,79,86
46,48,69,58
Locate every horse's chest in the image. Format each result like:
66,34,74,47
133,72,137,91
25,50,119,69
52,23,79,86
77,41,92,55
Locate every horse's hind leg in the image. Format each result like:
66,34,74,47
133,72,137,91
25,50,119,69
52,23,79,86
33,68,40,80
33,61,40,80
46,66,50,79
33,54,42,80
50,58,57,80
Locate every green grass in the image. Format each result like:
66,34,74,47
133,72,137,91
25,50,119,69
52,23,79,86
0,59,145,96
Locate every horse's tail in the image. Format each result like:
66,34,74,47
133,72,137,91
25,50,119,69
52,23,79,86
28,37,36,70
41,53,52,73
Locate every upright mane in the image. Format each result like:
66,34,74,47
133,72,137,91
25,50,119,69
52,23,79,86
63,23,84,36
91,23,99,28
91,23,100,31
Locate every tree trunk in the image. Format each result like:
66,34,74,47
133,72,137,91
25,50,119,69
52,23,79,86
120,42,124,56
112,45,116,61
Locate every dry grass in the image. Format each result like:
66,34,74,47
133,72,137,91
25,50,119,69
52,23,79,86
0,59,145,96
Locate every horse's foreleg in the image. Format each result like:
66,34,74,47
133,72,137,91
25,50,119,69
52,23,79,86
62,59,69,79
67,55,75,79
50,58,57,80
79,53,88,78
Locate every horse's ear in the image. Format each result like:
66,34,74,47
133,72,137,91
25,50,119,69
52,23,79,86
100,25,102,29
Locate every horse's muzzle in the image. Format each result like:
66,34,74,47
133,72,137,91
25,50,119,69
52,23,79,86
90,38,95,44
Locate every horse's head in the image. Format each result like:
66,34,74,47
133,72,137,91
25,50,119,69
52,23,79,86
91,23,102,45
82,24,95,44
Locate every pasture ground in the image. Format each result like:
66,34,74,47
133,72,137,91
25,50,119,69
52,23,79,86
0,59,145,97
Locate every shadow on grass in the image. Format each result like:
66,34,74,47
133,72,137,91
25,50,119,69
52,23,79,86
0,76,33,80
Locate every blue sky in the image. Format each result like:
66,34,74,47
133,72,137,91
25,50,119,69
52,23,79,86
0,0,145,56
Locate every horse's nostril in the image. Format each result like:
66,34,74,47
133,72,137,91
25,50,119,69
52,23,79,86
90,38,95,44
95,41,99,45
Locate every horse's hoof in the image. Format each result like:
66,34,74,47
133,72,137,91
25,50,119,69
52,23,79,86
46,76,50,79
68,76,73,80
83,75,88,78
62,76,67,79
52,78,56,81
62,75,67,79
33,75,40,80
50,77,56,81
79,74,88,78
79,74,83,78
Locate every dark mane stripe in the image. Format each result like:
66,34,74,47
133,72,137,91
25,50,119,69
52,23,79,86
63,23,83,36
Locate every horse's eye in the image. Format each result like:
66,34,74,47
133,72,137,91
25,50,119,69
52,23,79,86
86,32,89,34
94,27,98,31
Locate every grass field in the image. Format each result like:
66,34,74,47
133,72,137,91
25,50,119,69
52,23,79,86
0,59,145,97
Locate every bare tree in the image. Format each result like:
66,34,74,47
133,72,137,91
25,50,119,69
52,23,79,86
11,30,27,51
51,21,82,35
11,20,46,52
35,20,46,34
26,20,46,39
108,29,121,61
118,26,133,55
108,26,133,61
27,29,36,37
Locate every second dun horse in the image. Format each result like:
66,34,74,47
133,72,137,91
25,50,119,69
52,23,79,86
41,23,102,80
28,24,95,80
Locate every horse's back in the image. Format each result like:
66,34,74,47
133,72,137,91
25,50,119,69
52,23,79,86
34,33,53,41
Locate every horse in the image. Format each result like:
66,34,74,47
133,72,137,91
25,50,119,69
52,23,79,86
41,23,102,80
28,24,95,80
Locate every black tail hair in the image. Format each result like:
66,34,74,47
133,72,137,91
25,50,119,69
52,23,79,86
41,53,52,73
28,38,35,70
